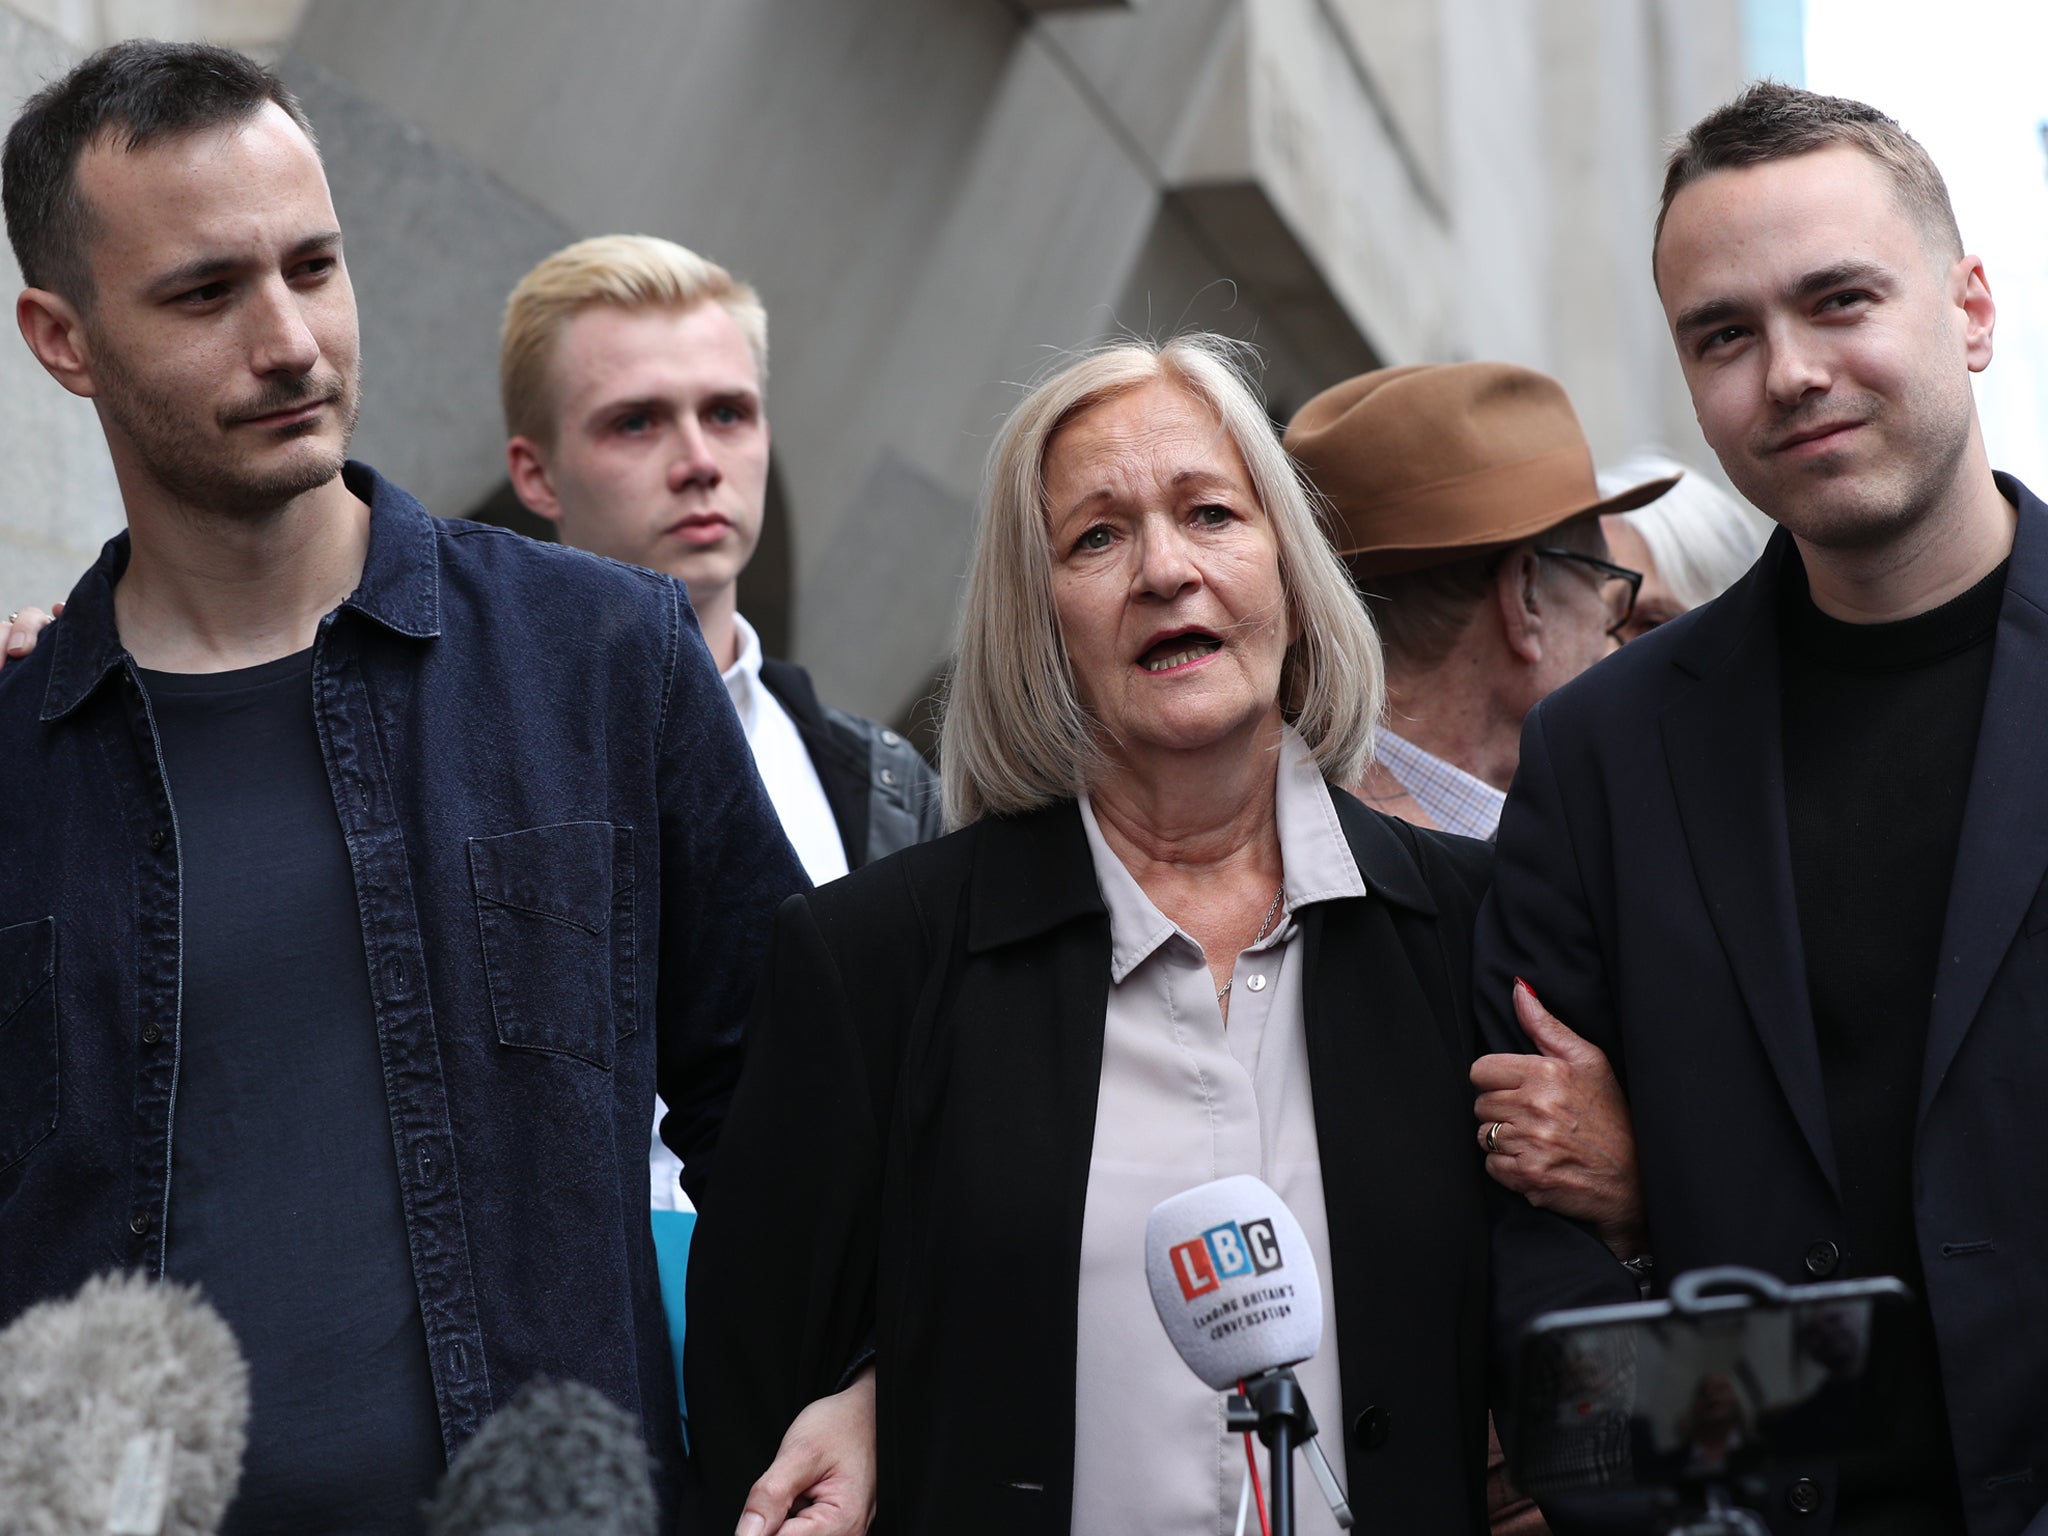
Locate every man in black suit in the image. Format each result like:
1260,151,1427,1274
1479,83,2044,1536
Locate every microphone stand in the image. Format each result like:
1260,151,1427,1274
1228,1369,1313,1536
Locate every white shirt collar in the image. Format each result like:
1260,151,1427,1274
720,612,764,740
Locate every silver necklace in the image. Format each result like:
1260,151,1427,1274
1216,882,1286,1001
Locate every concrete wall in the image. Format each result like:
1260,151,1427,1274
5,0,303,55
288,1,1277,719
0,0,1754,712
294,0,1752,723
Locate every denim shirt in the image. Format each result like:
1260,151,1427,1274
0,463,807,1493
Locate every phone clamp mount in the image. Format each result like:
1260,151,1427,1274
1663,1482,1771,1536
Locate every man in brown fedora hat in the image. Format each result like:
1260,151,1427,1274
1290,362,1671,1536
1286,361,1676,840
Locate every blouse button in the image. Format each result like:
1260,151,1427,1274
1246,974,1268,992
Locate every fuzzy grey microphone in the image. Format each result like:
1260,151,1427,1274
424,1378,658,1536
0,1270,249,1536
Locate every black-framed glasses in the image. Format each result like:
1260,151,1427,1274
1531,547,1644,638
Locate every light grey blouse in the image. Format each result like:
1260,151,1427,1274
1071,726,1361,1535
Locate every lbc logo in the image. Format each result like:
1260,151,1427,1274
1170,1219,1284,1300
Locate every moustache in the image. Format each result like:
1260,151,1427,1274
1755,395,1880,455
221,372,346,428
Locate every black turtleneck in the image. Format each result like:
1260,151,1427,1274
1780,550,2007,1533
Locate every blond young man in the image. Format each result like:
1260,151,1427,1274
498,238,941,1211
497,234,934,1536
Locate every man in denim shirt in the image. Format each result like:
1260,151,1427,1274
0,41,805,1529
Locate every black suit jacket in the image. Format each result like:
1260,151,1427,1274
688,788,1495,1535
1477,475,2048,1536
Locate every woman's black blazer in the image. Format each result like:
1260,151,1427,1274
687,787,1495,1535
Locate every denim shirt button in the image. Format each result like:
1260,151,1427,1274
140,1022,161,1045
148,828,167,853
129,1211,150,1235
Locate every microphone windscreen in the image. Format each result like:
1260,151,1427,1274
0,1270,249,1536
425,1378,657,1536
1146,1174,1324,1391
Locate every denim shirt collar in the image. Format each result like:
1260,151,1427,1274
41,461,440,723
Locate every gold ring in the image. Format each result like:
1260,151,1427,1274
1485,1121,1504,1153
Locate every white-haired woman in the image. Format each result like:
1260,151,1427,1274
687,335,1494,1536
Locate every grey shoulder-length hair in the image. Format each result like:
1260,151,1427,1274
940,333,1386,829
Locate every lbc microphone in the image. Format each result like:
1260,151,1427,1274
1147,1175,1352,1533
424,1377,658,1536
0,1270,249,1536
1145,1173,1323,1389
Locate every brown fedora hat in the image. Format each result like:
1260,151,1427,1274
1284,362,1679,576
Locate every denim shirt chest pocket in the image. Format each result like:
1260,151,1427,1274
468,823,636,1070
0,916,58,1173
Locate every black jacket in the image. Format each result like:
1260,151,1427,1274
757,658,942,869
688,787,1496,1534
1478,476,2048,1536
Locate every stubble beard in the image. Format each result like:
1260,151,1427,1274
1736,378,1973,557
93,334,363,523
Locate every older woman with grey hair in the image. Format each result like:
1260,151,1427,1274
687,334,1495,1536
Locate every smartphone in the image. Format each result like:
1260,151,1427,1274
1513,1268,1915,1511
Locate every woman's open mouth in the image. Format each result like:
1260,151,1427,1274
1139,632,1223,672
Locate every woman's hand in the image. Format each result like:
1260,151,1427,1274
1472,980,1647,1260
0,603,60,671
735,1366,878,1536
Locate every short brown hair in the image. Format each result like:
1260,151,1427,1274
499,234,768,444
3,40,314,307
1654,81,1961,270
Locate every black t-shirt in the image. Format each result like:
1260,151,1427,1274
1781,553,2007,1534
141,648,443,1534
